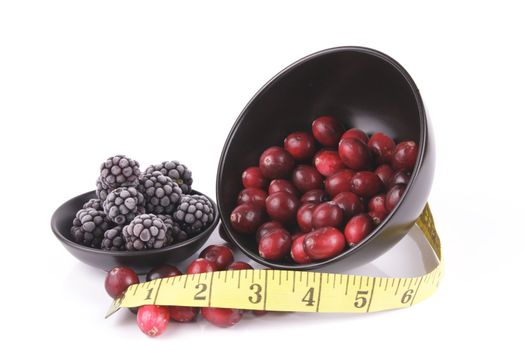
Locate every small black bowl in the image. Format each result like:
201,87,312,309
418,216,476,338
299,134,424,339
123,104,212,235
217,46,435,270
51,190,219,273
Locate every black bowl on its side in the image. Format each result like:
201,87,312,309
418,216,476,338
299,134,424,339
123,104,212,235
217,46,435,270
51,190,219,274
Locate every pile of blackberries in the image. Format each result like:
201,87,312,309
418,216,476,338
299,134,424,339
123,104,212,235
71,156,215,251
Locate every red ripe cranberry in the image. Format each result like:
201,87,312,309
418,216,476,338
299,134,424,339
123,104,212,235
187,258,217,274
284,131,317,161
202,307,242,328
297,202,317,232
389,170,411,188
252,310,268,316
368,194,388,222
218,223,233,243
368,132,395,164
265,191,299,223
258,228,292,260
227,261,253,270
375,164,394,188
105,266,139,298
199,245,234,271
259,146,295,179
324,169,356,197
386,184,406,212
313,149,346,177
344,214,375,245
137,305,170,337
312,201,344,229
230,203,264,234
300,189,330,204
242,166,268,189
169,306,199,322
338,137,372,170
351,171,383,197
268,179,299,197
146,265,182,282
303,227,346,260
312,115,344,147
237,188,267,208
292,165,323,193
290,234,313,264
333,192,364,219
341,128,369,144
391,141,418,171
256,221,283,242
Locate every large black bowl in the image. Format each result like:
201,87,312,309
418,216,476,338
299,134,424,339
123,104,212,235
217,46,435,270
51,190,219,273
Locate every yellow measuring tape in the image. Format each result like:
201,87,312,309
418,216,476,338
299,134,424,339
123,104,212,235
106,203,442,317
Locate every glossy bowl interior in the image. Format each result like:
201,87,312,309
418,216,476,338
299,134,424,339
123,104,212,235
217,46,435,270
51,190,219,273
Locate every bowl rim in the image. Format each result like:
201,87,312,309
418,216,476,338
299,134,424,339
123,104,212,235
216,46,428,269
50,189,219,257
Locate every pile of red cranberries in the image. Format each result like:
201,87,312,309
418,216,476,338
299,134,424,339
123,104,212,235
105,244,261,337
229,115,418,264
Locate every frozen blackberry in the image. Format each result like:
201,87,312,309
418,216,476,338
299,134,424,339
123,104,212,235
100,155,141,189
96,177,110,201
83,198,102,211
103,187,145,225
144,161,193,194
123,214,168,251
71,208,110,248
101,226,125,251
173,194,214,235
138,171,182,214
157,214,189,244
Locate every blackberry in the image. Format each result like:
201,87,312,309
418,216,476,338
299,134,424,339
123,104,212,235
144,161,193,194
71,208,110,248
123,214,168,251
138,171,182,214
96,177,110,201
100,155,141,189
173,194,214,235
103,187,145,225
101,226,125,251
157,214,189,244
83,198,102,211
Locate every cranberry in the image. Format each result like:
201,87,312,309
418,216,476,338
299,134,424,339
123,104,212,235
313,149,346,177
268,179,299,197
297,202,317,232
391,141,418,171
303,227,346,260
237,188,267,208
351,171,383,197
230,203,264,234
290,234,313,264
187,258,217,274
199,245,234,271
218,223,233,243
368,194,388,222
259,146,295,179
389,170,411,188
146,265,182,282
312,115,344,147
386,184,406,212
375,164,394,188
312,201,344,229
202,307,242,328
324,169,356,197
252,310,268,316
137,305,170,337
332,192,364,219
284,131,317,161
258,228,292,260
227,261,254,270
105,266,139,298
300,189,330,204
341,128,369,144
344,214,375,245
265,191,299,223
292,165,323,193
338,137,372,170
256,221,283,242
242,166,268,189
169,306,199,322
368,132,395,164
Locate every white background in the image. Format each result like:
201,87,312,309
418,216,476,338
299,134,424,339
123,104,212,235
1,1,523,348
